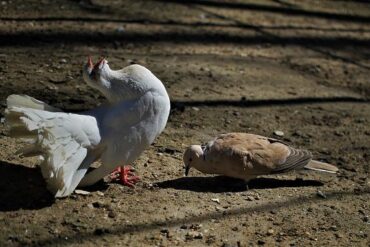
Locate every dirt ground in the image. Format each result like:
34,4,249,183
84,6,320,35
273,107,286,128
0,0,369,246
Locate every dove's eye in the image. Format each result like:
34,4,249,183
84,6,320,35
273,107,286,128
189,158,193,162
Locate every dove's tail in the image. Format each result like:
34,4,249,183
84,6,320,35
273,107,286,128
5,95,100,197
304,160,339,174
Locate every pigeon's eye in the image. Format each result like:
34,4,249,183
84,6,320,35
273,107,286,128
189,158,193,162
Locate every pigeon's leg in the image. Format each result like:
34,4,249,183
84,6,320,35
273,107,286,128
110,166,140,187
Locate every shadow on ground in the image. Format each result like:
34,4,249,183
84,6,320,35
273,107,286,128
156,0,370,24
61,96,369,114
0,161,54,211
170,97,369,112
1,30,369,48
28,189,369,247
155,176,323,193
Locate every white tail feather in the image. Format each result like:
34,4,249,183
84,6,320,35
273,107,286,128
7,94,61,112
5,105,101,197
304,160,338,174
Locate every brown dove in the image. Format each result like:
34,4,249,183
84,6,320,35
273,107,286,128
183,133,338,182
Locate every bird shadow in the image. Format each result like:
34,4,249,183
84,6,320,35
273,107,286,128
0,161,112,211
155,176,323,193
0,160,55,211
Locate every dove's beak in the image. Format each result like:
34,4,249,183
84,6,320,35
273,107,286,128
87,56,93,69
184,164,190,176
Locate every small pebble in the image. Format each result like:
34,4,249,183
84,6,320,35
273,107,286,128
74,189,90,195
257,239,265,245
246,196,254,201
211,198,220,204
108,211,116,218
190,224,202,230
186,231,203,240
267,229,274,235
329,225,337,231
316,190,327,199
116,26,125,33
273,130,284,137
199,13,207,19
206,234,216,244
363,215,369,222
96,191,105,196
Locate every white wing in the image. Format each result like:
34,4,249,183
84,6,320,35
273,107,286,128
7,94,62,112
5,106,101,197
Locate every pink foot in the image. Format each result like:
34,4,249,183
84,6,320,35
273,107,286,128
109,166,140,187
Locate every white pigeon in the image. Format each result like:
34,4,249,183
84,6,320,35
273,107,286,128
183,133,338,182
5,57,171,197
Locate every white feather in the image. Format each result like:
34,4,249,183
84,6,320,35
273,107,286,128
7,94,61,112
5,106,101,197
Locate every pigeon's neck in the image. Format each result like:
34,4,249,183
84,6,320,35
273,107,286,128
97,67,143,103
97,64,168,104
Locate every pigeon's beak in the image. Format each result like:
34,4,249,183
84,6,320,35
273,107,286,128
94,57,105,70
184,164,190,176
87,56,93,69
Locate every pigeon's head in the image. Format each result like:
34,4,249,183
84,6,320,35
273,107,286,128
183,145,204,176
83,56,109,88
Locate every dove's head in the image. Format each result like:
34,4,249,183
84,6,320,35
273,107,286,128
183,145,204,176
83,56,110,89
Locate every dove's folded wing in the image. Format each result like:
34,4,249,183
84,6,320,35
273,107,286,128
209,133,312,176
